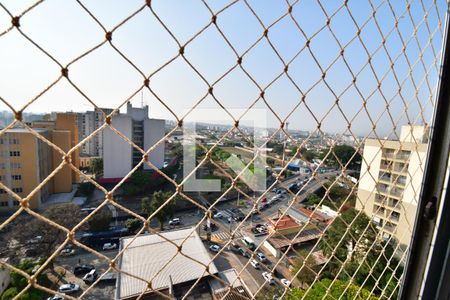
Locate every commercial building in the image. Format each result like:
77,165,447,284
76,107,113,156
103,102,165,179
356,125,429,247
0,114,79,211
116,227,218,299
263,214,321,258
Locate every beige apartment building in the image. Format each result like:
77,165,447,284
356,126,429,247
0,113,79,211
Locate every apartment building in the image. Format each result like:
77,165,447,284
103,102,165,179
356,126,429,247
0,114,80,211
76,108,113,156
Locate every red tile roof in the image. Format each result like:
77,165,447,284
269,215,300,230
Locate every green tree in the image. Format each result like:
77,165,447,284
88,208,112,231
90,157,103,177
126,218,142,233
291,250,317,286
322,145,361,170
130,171,151,187
142,191,177,230
78,181,95,196
305,193,321,206
287,278,379,300
1,259,49,300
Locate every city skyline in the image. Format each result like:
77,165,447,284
0,0,444,137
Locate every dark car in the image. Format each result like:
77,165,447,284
74,264,95,276
202,223,218,232
238,247,250,258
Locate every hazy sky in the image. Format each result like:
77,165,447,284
0,0,446,137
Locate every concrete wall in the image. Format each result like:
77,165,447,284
356,142,382,211
0,261,10,296
263,240,279,258
143,119,165,170
55,113,80,183
103,116,132,178
51,130,73,194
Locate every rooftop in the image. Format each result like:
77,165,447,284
267,229,322,249
268,215,300,231
117,227,218,299
4,128,48,133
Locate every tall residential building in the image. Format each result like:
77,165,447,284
102,102,165,179
0,114,80,211
356,125,429,247
76,108,113,156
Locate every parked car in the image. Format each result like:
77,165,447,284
209,244,220,252
74,264,95,276
256,252,267,262
271,188,279,193
61,248,75,256
168,218,181,226
250,259,260,269
262,272,275,285
58,283,80,294
83,269,98,284
281,278,291,287
102,243,117,250
28,235,43,244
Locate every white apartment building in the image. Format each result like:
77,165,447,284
102,102,165,179
356,125,429,247
77,108,113,156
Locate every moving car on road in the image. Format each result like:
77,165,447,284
250,259,260,269
58,283,80,294
238,247,250,258
262,272,275,285
256,252,267,262
209,244,220,252
281,278,291,288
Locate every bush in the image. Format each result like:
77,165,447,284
78,182,95,196
88,208,112,231
126,218,142,233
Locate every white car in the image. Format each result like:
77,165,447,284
58,283,80,294
281,278,291,287
83,269,98,284
250,259,260,269
209,244,220,252
169,218,181,226
61,248,75,256
47,295,64,300
262,272,275,285
256,252,267,262
213,212,223,219
102,243,117,250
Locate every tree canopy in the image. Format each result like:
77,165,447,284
142,191,177,230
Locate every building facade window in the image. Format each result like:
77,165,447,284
10,162,21,169
0,189,5,194
12,187,23,193
9,151,20,157
0,201,8,207
11,175,21,180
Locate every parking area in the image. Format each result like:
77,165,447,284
47,248,118,299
